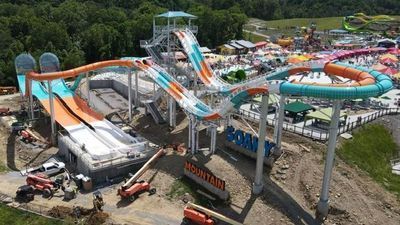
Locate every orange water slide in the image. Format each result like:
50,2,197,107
291,63,376,87
41,98,81,127
27,60,134,81
62,96,104,122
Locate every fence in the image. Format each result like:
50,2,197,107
238,107,400,141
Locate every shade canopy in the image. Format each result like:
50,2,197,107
253,94,279,105
156,11,197,19
284,101,314,114
305,107,347,123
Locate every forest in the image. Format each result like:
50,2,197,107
1,0,399,86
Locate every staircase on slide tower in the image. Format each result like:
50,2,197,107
139,11,199,125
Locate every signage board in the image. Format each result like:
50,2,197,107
226,126,275,156
183,161,229,200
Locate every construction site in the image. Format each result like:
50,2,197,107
0,11,400,225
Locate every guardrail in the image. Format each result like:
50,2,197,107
238,107,400,141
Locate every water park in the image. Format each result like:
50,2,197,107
1,9,400,225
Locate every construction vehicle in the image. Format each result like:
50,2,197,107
19,130,35,143
0,86,17,95
26,173,60,198
16,185,35,202
183,202,242,225
11,121,26,133
92,191,105,211
117,148,165,202
0,107,11,116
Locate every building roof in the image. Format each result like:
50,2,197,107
156,11,197,19
255,41,268,47
222,44,235,50
235,40,256,49
305,107,347,123
377,38,396,44
199,47,212,53
329,29,349,33
284,101,314,114
229,42,244,49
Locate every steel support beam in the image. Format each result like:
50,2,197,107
253,95,269,194
29,79,34,120
210,124,217,154
47,81,57,145
128,69,133,121
135,70,139,107
317,100,342,218
273,95,286,155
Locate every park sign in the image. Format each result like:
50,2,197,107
225,126,275,158
184,161,229,200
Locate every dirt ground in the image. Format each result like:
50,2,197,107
0,93,399,225
131,109,400,225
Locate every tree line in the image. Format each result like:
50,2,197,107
0,0,246,86
1,0,399,86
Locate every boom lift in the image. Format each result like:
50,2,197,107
117,148,165,202
183,202,242,225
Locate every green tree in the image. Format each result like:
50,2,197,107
62,47,86,69
235,69,246,81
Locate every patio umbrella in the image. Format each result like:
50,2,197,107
380,57,398,65
393,72,400,79
287,56,304,64
388,48,400,55
380,54,398,61
372,63,388,71
379,67,398,76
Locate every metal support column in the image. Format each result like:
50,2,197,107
193,72,198,97
166,17,176,128
153,81,156,97
191,116,197,155
188,116,192,150
273,95,286,155
28,79,34,120
317,100,341,218
47,81,57,145
135,70,139,107
210,124,217,154
128,70,133,121
169,98,176,127
86,72,90,105
253,94,269,194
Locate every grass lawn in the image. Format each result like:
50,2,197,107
0,162,8,172
0,204,68,225
337,124,400,197
247,16,400,36
167,176,224,206
262,17,343,30
243,31,266,43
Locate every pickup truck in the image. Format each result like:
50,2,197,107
20,162,65,177
11,121,26,133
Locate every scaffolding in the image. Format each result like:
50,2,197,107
141,11,198,128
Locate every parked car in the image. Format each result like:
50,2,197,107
20,162,65,177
